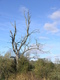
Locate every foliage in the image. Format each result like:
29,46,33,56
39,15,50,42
0,55,15,80
18,56,33,73
34,59,56,80
0,53,60,80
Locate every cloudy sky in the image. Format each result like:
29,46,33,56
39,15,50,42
0,0,60,62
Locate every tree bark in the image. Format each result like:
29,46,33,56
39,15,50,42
16,54,19,71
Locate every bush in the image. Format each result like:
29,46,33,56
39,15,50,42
0,56,16,80
34,59,55,79
18,56,33,73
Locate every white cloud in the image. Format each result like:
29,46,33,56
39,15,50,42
19,6,28,13
49,10,60,20
44,10,60,33
39,36,49,40
44,22,59,33
51,7,57,10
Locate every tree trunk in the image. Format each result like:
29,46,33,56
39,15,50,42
16,54,19,71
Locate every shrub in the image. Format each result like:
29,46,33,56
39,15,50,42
18,56,33,73
0,56,16,80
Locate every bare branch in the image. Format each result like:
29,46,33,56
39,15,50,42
24,11,28,27
22,47,45,55
10,22,17,54
18,11,31,51
29,29,40,36
22,39,49,55
14,22,17,42
10,30,13,37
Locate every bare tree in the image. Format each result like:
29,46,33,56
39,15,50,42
10,11,47,70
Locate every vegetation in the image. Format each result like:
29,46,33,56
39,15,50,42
0,52,60,80
0,11,60,80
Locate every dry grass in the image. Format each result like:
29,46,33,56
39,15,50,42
8,72,37,80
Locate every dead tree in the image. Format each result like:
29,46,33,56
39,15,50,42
10,11,48,70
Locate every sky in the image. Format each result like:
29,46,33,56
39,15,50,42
0,0,60,62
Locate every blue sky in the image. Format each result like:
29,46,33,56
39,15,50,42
0,0,60,62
